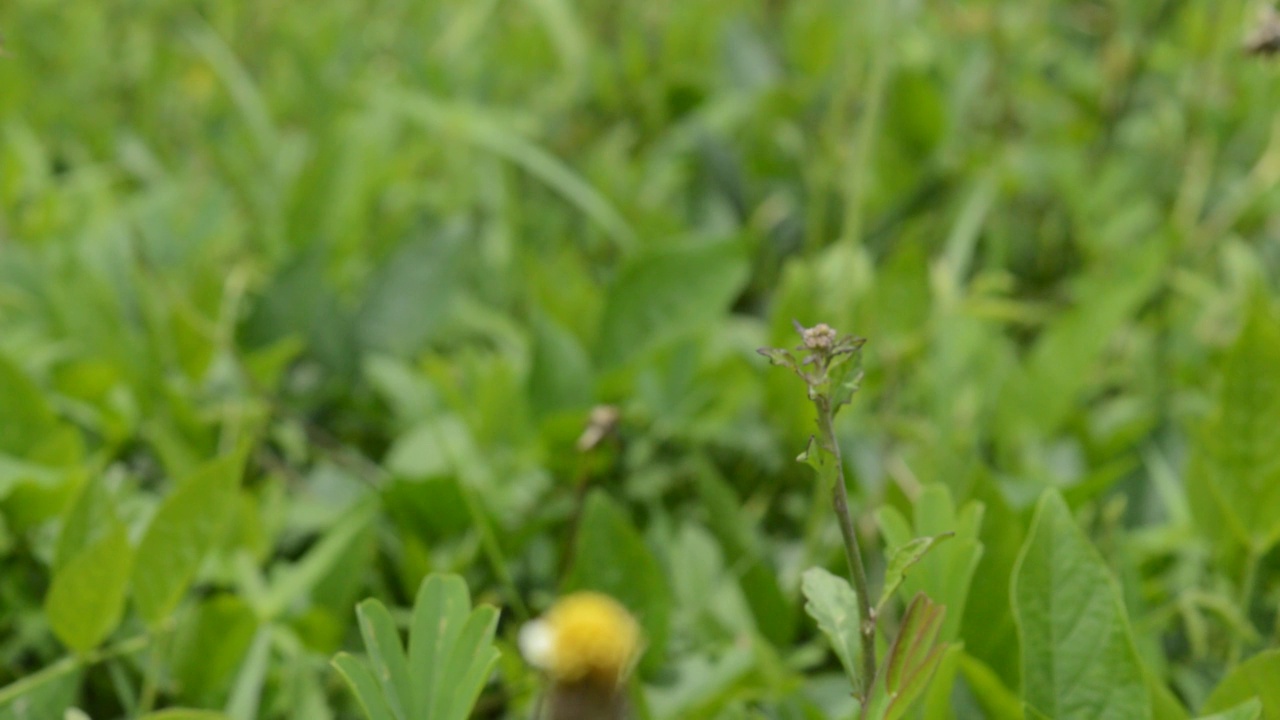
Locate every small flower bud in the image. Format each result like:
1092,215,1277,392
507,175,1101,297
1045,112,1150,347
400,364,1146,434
802,323,838,350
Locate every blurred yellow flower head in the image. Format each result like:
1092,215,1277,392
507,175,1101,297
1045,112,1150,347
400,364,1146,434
519,592,641,687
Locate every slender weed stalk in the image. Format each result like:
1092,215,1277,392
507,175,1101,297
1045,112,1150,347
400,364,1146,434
759,321,875,695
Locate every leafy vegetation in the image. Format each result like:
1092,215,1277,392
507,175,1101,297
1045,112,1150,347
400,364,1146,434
3,0,1280,718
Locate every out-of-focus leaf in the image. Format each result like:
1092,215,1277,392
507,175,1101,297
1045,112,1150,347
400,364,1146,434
693,468,794,645
995,243,1163,440
52,475,113,571
138,711,232,720
1194,698,1262,720
1201,650,1280,718
0,354,58,458
45,521,133,652
958,653,1024,720
564,491,671,668
133,454,242,624
595,240,749,368
1188,297,1280,553
256,499,377,619
225,625,271,720
356,236,463,359
334,573,500,720
528,313,594,417
170,595,260,706
0,660,82,719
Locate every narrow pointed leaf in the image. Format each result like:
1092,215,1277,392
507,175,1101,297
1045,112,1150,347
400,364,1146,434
439,606,501,720
355,600,412,720
876,534,954,614
409,574,471,718
332,653,396,720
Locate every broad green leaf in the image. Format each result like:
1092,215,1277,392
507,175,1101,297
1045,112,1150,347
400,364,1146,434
800,566,863,687
1012,490,1150,720
1188,297,1280,552
564,491,671,667
133,454,242,624
876,533,954,614
1201,650,1280,718
1194,698,1262,720
594,240,749,368
53,475,114,571
45,521,133,652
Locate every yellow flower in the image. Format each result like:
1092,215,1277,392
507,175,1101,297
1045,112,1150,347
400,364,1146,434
519,592,641,688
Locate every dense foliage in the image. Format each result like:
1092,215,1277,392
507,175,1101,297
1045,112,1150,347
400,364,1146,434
2,1,1280,718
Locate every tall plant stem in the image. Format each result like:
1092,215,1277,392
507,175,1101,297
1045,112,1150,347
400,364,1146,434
816,398,876,699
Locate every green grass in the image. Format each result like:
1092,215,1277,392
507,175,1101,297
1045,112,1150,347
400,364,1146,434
2,0,1280,718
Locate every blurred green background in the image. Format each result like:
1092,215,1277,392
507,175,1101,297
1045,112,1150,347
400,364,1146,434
2,0,1280,718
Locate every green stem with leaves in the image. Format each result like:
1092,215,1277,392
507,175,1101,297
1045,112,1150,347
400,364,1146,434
815,396,877,700
759,322,876,701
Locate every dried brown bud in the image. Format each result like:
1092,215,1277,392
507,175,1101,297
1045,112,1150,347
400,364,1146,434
576,405,621,452
1245,5,1280,56
802,323,838,351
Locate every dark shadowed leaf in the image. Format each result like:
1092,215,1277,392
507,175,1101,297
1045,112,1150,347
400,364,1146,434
595,240,749,368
